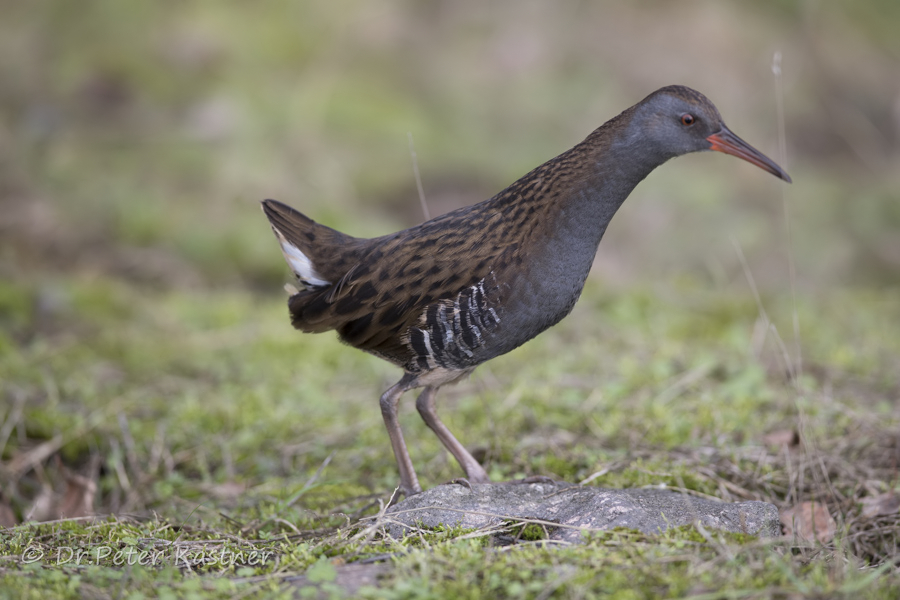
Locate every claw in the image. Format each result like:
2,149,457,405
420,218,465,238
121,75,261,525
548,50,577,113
444,477,473,491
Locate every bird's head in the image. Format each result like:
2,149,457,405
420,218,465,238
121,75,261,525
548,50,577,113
628,85,791,183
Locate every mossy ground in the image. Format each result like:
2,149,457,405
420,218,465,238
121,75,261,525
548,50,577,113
2,277,898,598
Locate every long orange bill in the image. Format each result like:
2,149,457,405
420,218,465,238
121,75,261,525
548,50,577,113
707,127,792,183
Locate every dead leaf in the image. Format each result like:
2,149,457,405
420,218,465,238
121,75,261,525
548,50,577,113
5,435,65,477
24,485,56,522
762,429,799,448
200,481,247,499
860,492,900,519
22,471,97,522
780,501,836,544
0,499,17,528
58,472,96,519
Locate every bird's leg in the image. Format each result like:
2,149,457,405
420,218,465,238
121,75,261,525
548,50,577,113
415,386,490,483
379,378,421,497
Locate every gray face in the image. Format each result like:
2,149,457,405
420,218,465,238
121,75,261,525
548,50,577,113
627,86,791,182
632,89,724,158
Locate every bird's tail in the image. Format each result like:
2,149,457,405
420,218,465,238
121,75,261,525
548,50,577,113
261,199,363,291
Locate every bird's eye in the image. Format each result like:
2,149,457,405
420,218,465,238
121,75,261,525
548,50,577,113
681,113,696,126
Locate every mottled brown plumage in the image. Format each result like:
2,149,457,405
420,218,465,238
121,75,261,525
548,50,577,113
262,85,791,496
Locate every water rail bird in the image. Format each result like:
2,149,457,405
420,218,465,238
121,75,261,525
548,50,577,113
262,85,791,497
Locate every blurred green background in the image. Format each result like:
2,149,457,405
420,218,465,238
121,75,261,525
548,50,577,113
2,0,898,293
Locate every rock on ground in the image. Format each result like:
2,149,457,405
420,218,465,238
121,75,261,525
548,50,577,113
383,481,780,543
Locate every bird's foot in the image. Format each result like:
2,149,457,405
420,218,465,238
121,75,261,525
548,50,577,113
441,477,474,491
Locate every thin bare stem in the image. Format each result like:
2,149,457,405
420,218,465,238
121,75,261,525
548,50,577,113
731,236,796,381
408,132,431,221
772,51,802,385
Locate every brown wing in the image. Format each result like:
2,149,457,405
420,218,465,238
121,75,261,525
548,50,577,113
289,208,505,365
267,170,545,367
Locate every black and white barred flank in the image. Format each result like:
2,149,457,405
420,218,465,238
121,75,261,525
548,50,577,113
405,273,502,372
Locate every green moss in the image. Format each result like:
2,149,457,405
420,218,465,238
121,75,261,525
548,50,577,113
3,274,899,596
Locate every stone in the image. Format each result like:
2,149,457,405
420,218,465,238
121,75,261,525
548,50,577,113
383,481,780,543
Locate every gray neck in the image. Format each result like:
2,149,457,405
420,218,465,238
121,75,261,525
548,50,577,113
536,131,665,289
499,129,667,346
